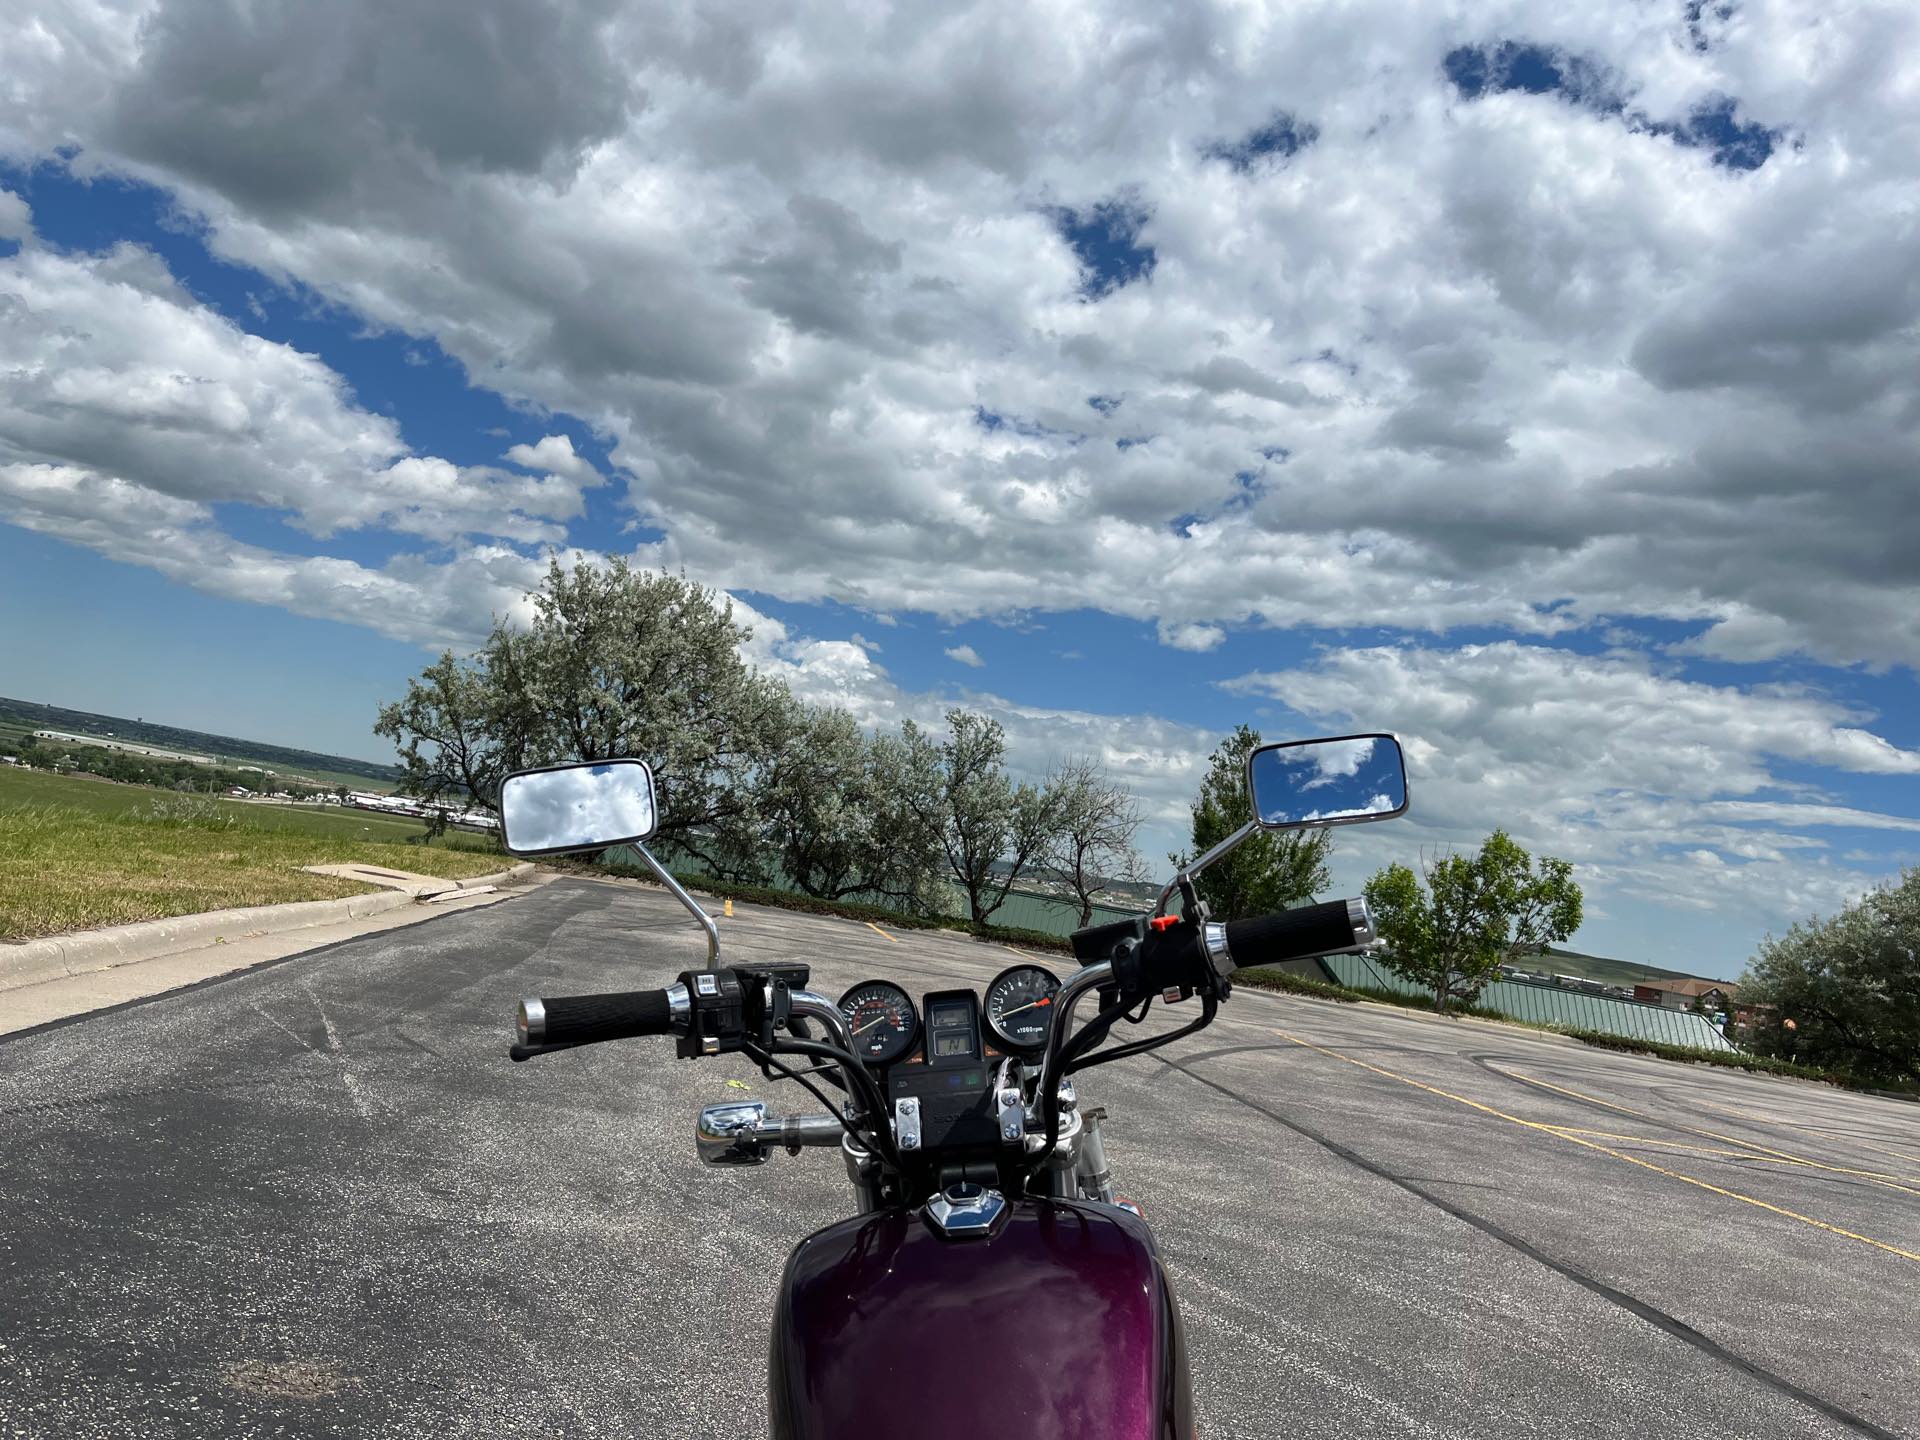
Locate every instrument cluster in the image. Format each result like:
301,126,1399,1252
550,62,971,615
837,963,1061,1067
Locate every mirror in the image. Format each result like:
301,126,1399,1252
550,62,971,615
1247,734,1408,830
499,759,658,856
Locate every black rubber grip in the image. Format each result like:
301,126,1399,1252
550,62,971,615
523,989,673,1047
1224,900,1364,970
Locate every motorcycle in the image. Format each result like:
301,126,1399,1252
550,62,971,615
500,732,1410,1439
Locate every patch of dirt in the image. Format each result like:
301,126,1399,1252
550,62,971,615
221,1357,356,1401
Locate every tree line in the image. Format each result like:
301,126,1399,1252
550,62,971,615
7,738,338,802
374,559,1562,944
374,559,1156,927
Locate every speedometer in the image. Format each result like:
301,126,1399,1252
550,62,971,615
837,981,919,1066
983,964,1061,1053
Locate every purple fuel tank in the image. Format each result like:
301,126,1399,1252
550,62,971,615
768,1197,1193,1440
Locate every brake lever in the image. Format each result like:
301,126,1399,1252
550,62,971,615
507,1039,598,1062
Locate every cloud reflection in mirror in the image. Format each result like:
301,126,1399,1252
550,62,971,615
1249,736,1406,828
501,760,658,854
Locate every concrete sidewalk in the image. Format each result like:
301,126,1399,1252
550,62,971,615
0,863,549,1035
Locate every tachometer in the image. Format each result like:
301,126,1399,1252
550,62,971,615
837,981,920,1066
983,964,1060,1053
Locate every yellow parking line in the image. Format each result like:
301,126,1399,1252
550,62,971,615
1003,945,1037,960
1546,1127,1771,1161
1688,1095,1920,1168
864,921,897,943
1275,1030,1920,1266
1492,1066,1920,1197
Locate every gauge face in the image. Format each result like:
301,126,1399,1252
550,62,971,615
984,964,1061,1053
838,981,920,1066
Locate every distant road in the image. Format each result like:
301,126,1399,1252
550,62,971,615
1,878,1913,1437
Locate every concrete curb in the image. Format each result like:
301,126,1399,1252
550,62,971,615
0,862,537,994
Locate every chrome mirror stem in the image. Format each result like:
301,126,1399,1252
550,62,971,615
1152,818,1257,916
627,839,721,965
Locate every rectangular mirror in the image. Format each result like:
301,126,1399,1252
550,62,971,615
1246,734,1408,830
499,759,659,857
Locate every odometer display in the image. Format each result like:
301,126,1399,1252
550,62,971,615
838,981,919,1066
983,964,1060,1053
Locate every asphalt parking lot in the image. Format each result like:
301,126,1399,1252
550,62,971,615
2,876,1915,1438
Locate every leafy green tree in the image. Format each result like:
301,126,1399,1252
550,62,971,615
375,649,521,842
376,558,793,871
1044,756,1145,927
1365,830,1583,1013
898,710,1060,925
1739,870,1920,1086
758,706,943,905
1172,725,1332,922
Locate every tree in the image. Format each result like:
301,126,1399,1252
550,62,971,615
899,710,1061,926
1172,725,1332,922
1044,756,1146,927
374,650,520,830
375,558,793,872
1739,870,1920,1086
1365,830,1584,1013
759,706,943,905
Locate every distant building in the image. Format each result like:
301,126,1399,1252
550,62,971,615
1633,977,1736,1012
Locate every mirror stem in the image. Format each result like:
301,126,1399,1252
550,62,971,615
1153,819,1257,916
628,839,722,965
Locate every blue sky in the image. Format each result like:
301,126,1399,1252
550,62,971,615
4,0,1919,979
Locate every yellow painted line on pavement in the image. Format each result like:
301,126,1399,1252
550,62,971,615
1275,1029,1920,1266
1492,1066,1920,1197
1545,1127,1773,1161
1003,945,1038,960
864,921,897,943
1687,1095,1920,1169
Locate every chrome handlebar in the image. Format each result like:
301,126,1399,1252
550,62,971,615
1036,959,1113,1107
786,989,856,1051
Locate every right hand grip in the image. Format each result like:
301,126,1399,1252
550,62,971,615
518,989,675,1047
1223,898,1372,971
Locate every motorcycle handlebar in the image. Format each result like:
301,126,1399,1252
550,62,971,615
517,986,684,1048
1219,897,1373,972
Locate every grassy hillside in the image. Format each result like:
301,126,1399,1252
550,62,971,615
0,769,494,848
0,696,401,791
1522,944,1705,987
0,768,504,941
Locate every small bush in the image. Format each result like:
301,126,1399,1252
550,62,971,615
1545,1026,1915,1094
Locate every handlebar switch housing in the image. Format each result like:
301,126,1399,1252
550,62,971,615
674,968,748,1059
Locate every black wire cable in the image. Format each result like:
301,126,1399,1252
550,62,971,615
743,1042,852,1129
767,1036,904,1170
1067,994,1217,1074
1027,988,1137,1182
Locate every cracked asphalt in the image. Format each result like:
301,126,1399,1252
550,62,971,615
2,876,1916,1438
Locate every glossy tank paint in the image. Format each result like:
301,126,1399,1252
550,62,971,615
769,1198,1193,1440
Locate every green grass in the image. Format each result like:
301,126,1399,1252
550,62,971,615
0,768,492,848
0,770,508,941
